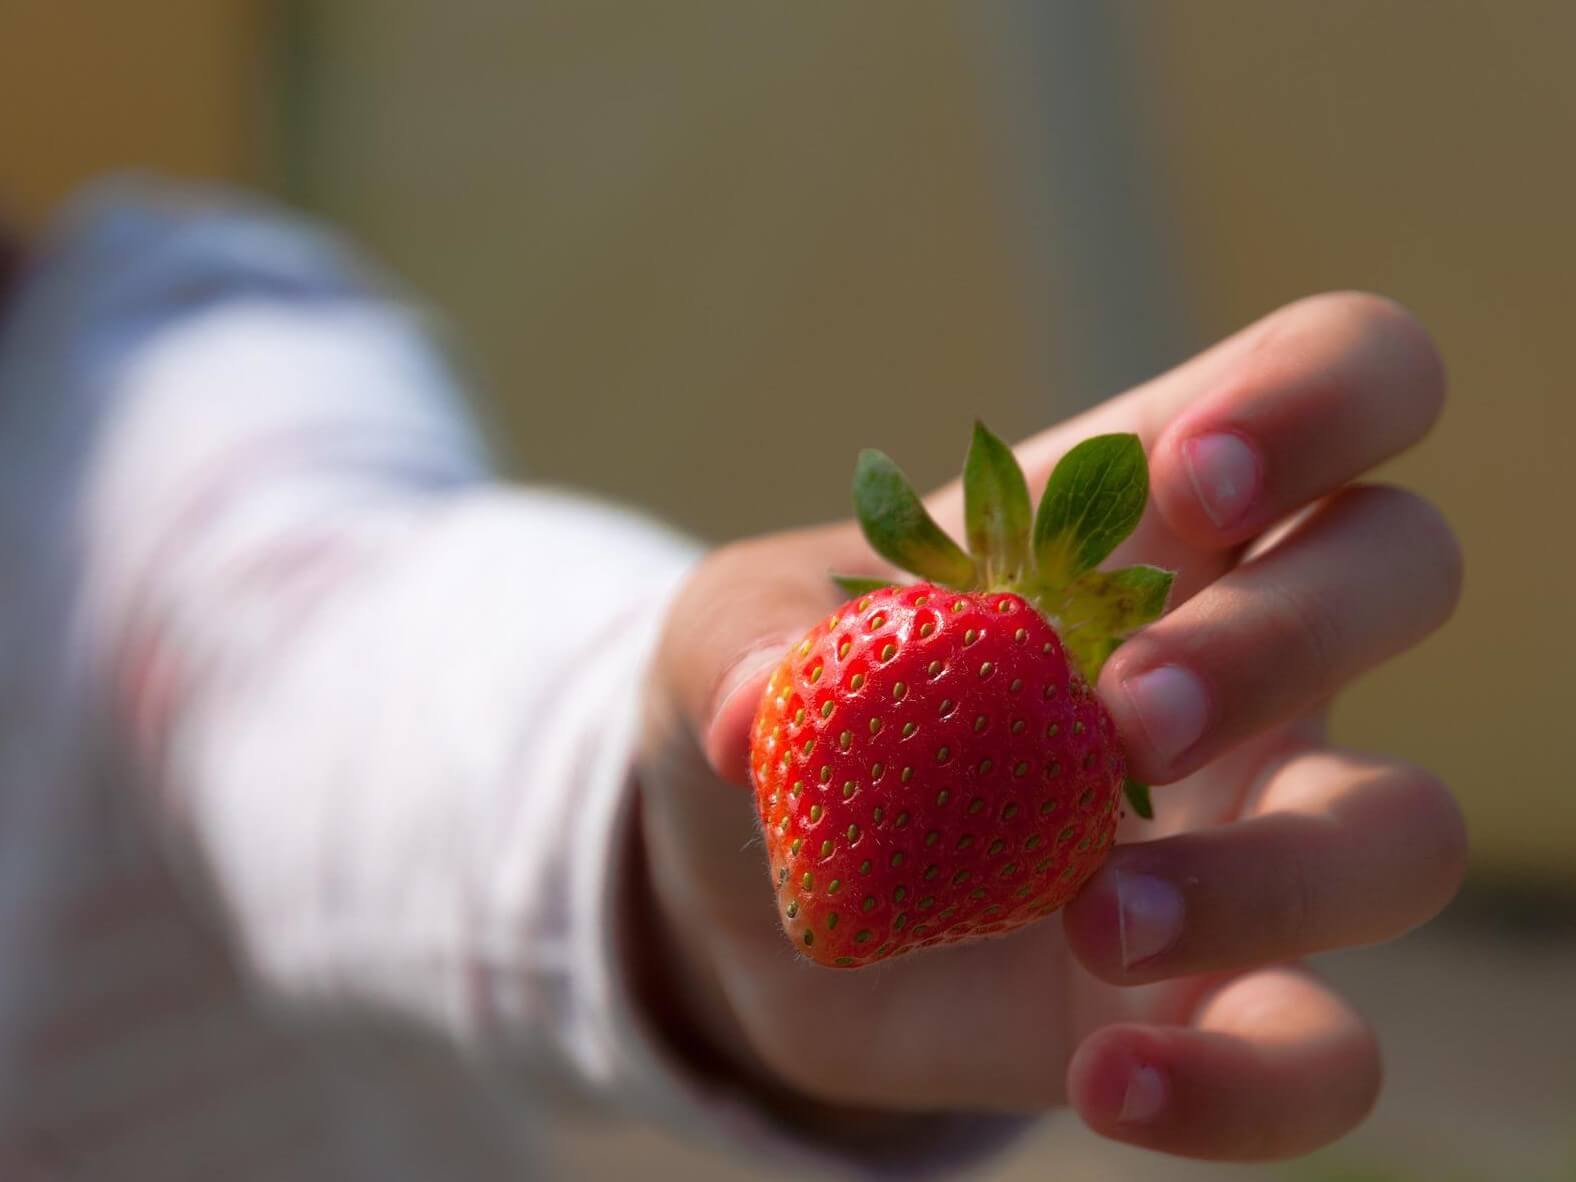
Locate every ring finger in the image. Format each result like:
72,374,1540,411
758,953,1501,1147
1061,745,1467,985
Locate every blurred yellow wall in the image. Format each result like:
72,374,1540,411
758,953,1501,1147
1128,3,1576,877
0,1,264,228
298,2,1575,881
6,3,1569,882
296,4,1044,541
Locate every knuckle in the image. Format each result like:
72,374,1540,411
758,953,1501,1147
697,536,769,584
1350,1026,1385,1126
1280,291,1448,427
1259,1016,1381,1158
1307,291,1440,367
1402,495,1466,620
674,542,750,617
1352,485,1466,624
1320,289,1430,344
1392,764,1470,911
1268,842,1319,953
1346,292,1448,424
1259,579,1344,696
1316,1019,1383,1147
1279,289,1405,341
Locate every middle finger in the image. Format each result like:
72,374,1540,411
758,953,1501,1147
1098,482,1462,785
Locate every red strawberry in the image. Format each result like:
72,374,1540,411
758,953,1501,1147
749,424,1172,967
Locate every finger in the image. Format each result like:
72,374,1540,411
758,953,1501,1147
679,293,1445,777
1147,292,1444,549
925,292,1445,599
1062,747,1467,984
659,305,1245,770
1068,966,1381,1160
653,524,871,784
681,291,1449,782
1099,483,1463,783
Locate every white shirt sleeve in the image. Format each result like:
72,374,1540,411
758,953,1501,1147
0,183,1028,1179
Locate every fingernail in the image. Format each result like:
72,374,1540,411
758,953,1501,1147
1120,665,1208,765
1183,432,1261,528
1116,871,1184,967
705,643,798,782
713,644,791,718
1119,1064,1168,1126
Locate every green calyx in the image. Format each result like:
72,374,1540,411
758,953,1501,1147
835,422,1174,820
842,423,1173,678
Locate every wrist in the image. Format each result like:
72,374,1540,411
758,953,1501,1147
628,781,759,1083
630,781,928,1148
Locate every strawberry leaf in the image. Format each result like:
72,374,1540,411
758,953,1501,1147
853,449,978,589
1124,778,1154,820
1097,564,1174,625
1044,565,1172,683
1059,564,1174,638
1033,434,1150,591
963,421,1032,584
830,573,896,599
1055,632,1122,689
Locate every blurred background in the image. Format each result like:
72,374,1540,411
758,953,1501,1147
5,2,1573,1179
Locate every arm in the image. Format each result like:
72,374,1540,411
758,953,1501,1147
0,182,1023,1177
28,184,692,1087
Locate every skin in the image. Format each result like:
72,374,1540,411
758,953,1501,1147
640,292,1467,1162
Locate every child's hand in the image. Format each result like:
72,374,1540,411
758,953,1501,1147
638,292,1464,1162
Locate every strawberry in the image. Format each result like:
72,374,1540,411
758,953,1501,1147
749,424,1172,967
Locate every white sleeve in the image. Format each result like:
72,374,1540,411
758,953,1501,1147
2,183,1028,1178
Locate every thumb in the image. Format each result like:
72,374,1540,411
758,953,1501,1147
658,526,874,786
703,639,801,785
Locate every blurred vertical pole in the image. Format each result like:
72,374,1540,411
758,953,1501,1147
961,1,1193,413
269,0,320,206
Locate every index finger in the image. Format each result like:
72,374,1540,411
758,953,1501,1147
672,293,1445,783
926,291,1446,599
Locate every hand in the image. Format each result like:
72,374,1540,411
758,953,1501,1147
638,292,1465,1162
